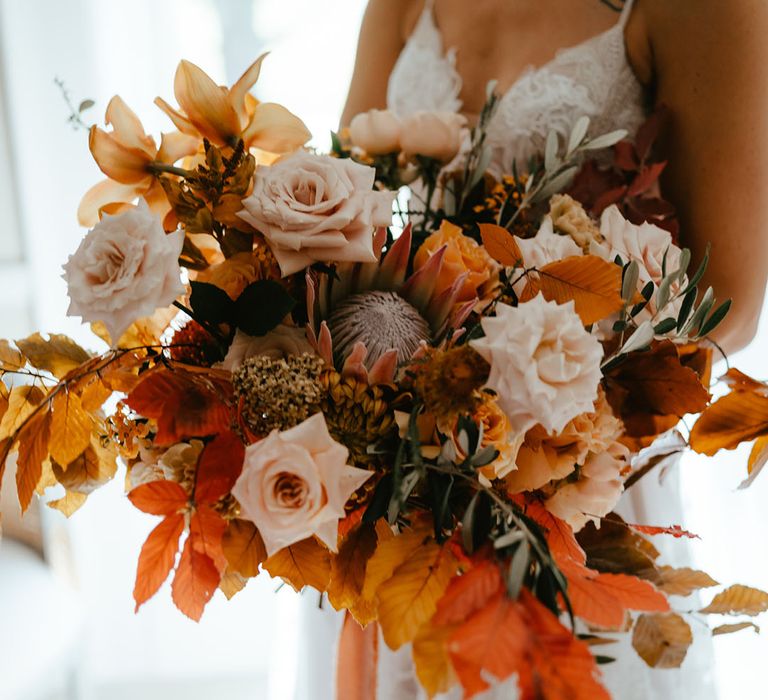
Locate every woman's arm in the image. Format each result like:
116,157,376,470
631,0,768,354
340,0,413,126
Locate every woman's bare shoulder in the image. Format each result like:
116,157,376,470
363,0,424,41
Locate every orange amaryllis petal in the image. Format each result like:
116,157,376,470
157,131,200,164
154,96,197,136
174,59,241,145
104,95,156,157
77,178,145,226
229,53,268,126
89,126,153,185
143,179,173,224
242,102,311,153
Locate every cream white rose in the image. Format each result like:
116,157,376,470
238,151,394,277
349,109,401,155
470,294,603,435
400,111,467,162
232,413,372,555
63,200,184,344
221,326,314,371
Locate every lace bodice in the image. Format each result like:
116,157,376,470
387,0,647,175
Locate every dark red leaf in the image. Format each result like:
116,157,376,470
171,537,220,621
134,513,185,611
128,480,189,515
194,430,245,504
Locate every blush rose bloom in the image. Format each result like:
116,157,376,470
238,151,395,277
221,325,315,371
470,294,603,435
349,109,402,155
231,413,372,555
400,111,467,162
63,200,185,344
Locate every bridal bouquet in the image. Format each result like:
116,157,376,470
2,58,767,699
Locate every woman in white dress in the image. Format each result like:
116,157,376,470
296,1,768,698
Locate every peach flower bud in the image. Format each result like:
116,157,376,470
349,109,402,155
400,111,467,162
232,413,372,555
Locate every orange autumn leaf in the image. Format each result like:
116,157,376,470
190,505,228,574
327,521,379,613
134,513,185,611
433,560,503,627
194,430,245,505
413,622,458,698
721,368,768,393
222,519,267,578
172,536,221,621
128,480,189,515
126,366,233,445
626,523,700,540
524,500,586,567
690,389,768,456
16,409,51,513
263,537,332,592
478,223,524,267
521,255,623,325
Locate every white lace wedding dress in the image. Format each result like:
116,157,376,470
294,1,719,697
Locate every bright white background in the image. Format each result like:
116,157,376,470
0,1,765,699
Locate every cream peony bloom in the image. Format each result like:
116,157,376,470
349,109,402,155
232,413,372,556
221,326,315,371
238,152,394,276
400,111,467,162
470,295,603,435
63,200,185,344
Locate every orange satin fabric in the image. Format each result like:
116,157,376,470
336,613,379,700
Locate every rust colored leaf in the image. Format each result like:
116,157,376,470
690,390,768,456
16,410,51,512
433,560,503,627
632,613,692,668
134,513,185,611
521,255,624,325
626,523,700,540
172,537,221,621
700,585,768,616
525,501,587,567
190,505,227,574
194,430,244,505
222,519,267,578
327,521,379,612
128,480,189,516
263,537,331,592
478,223,524,267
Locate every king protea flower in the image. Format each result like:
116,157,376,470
79,96,199,227
306,224,476,384
154,54,311,154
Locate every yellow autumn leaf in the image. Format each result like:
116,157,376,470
49,391,93,467
47,489,88,517
263,537,331,592
16,409,51,512
222,519,267,578
377,541,457,650
413,622,458,698
361,523,429,602
91,305,178,348
52,439,117,495
632,613,692,669
327,521,379,613
0,385,46,440
80,376,114,413
521,254,624,325
0,382,8,424
700,585,768,616
690,391,768,456
654,567,719,597
0,339,26,371
35,459,57,496
15,333,91,379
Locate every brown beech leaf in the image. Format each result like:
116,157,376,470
263,537,331,592
15,333,91,379
47,489,87,517
712,622,760,636
327,521,378,612
700,585,768,616
377,541,456,650
52,441,117,495
222,519,267,578
0,339,26,371
16,409,51,512
690,390,768,456
632,613,693,668
219,568,248,599
134,513,185,611
653,567,719,597
0,385,45,441
49,391,93,467
739,436,768,489
521,255,624,325
721,368,768,394
172,537,221,622
413,623,458,698
478,223,524,267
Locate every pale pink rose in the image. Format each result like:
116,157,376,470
238,152,394,277
470,294,603,435
349,109,402,155
400,111,467,162
63,200,185,344
221,326,315,371
232,413,372,555
512,218,582,295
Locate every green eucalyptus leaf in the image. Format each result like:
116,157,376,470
698,299,732,338
506,540,531,599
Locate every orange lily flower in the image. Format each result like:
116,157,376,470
78,96,198,227
154,54,311,153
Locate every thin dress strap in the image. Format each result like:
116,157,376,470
619,0,636,28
